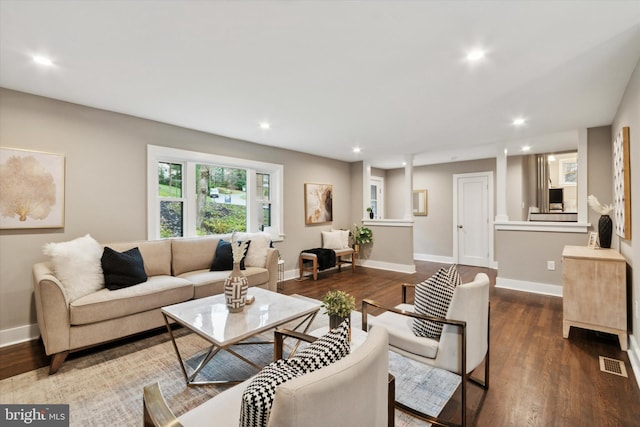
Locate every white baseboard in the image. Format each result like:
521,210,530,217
628,333,640,390
356,259,416,274
0,323,40,348
495,277,563,297
414,253,455,264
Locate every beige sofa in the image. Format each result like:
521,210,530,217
144,327,391,427
33,235,278,374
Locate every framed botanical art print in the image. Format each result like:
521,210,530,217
0,147,65,229
304,183,332,225
613,127,631,239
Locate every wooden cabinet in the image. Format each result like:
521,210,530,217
562,245,627,350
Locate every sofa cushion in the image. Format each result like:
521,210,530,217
210,239,250,271
369,303,439,359
101,246,148,290
105,240,172,277
69,275,193,325
412,265,460,338
180,267,269,299
240,359,303,427
42,234,105,302
171,235,231,276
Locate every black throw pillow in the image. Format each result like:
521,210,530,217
210,239,250,271
101,246,148,290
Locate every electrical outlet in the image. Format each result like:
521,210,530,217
547,261,556,271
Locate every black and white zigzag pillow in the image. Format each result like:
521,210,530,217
288,319,350,373
240,359,303,427
412,265,461,338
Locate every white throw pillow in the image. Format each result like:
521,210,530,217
42,234,104,302
322,230,345,250
332,229,350,249
235,232,271,268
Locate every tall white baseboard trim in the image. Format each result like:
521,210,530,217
0,323,40,348
628,333,640,390
356,259,416,274
496,277,563,297
414,253,455,264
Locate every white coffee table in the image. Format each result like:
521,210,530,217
162,287,321,386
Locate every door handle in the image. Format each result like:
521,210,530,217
458,225,463,229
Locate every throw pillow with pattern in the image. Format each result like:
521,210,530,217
412,265,461,338
240,359,303,427
288,319,350,373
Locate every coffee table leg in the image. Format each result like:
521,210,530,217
282,310,319,357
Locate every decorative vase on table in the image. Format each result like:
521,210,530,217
329,314,351,341
224,262,249,312
598,215,613,249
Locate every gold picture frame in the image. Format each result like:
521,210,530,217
304,183,333,225
413,189,427,216
0,147,65,229
587,232,599,249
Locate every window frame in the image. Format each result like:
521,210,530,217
147,145,283,240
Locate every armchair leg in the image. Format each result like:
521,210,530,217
49,351,69,375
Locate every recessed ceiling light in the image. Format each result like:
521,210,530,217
402,161,407,166
353,147,361,154
522,145,531,152
512,117,526,126
466,49,486,62
33,55,54,66
259,121,270,130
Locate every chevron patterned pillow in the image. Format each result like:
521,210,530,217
412,265,461,338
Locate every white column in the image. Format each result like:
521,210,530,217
495,148,509,222
404,155,414,220
577,128,588,224
363,161,371,220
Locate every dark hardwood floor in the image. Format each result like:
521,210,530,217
2,261,639,426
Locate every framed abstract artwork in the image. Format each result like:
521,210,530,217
613,127,631,239
304,183,332,224
0,147,65,229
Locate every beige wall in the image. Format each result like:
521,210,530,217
612,58,639,349
506,155,525,220
388,158,496,258
0,88,354,332
495,125,615,286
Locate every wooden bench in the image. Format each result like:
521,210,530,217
299,247,355,280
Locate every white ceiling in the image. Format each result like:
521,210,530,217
1,1,639,169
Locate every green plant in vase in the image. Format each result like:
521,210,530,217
352,224,373,251
321,290,356,335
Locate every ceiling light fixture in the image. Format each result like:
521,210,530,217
522,145,531,152
33,55,54,66
353,147,361,154
512,117,526,126
259,121,270,130
466,49,486,62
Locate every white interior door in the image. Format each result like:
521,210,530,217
454,173,490,267
369,177,384,219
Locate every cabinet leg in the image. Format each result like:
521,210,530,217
562,322,570,338
618,333,628,351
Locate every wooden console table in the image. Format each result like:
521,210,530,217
562,245,627,350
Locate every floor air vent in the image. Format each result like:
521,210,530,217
599,356,628,377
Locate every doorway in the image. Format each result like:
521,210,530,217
453,172,493,267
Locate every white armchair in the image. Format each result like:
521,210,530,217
362,272,490,427
144,326,392,427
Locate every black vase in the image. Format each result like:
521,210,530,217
598,215,612,248
369,211,374,219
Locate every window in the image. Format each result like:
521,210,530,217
369,177,384,219
148,145,283,240
158,162,184,238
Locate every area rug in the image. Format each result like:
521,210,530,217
0,315,459,426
